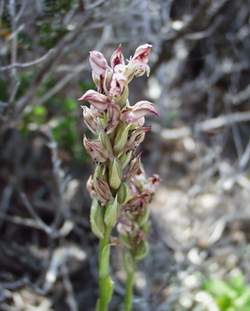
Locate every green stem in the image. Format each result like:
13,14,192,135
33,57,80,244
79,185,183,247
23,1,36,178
123,270,135,311
96,226,112,311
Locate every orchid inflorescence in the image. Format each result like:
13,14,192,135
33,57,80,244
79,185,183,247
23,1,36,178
79,44,159,311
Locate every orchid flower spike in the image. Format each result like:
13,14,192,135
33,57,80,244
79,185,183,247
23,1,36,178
78,43,159,311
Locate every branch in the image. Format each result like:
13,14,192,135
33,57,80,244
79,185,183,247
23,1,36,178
153,111,250,141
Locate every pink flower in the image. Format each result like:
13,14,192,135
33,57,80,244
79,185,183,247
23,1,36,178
89,50,108,76
78,90,110,111
110,45,125,69
125,127,150,151
109,72,127,97
132,44,152,64
126,154,142,179
82,106,98,134
127,44,152,78
124,193,150,212
83,136,109,163
121,100,158,124
105,102,120,133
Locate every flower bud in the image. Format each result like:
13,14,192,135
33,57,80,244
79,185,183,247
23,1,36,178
126,154,142,179
99,132,113,156
134,240,149,261
119,150,133,169
125,193,150,212
137,206,150,226
83,136,109,163
89,50,108,76
90,199,105,239
78,90,109,112
117,182,131,205
93,163,106,181
104,196,118,227
93,178,113,203
109,158,122,190
82,106,98,134
110,45,125,69
114,123,131,155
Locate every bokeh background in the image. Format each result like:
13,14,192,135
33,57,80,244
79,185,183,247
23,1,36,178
0,0,250,310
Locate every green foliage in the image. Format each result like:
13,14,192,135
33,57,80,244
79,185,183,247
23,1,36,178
37,21,68,49
203,273,250,311
43,0,77,13
24,105,47,126
16,71,36,98
21,95,86,164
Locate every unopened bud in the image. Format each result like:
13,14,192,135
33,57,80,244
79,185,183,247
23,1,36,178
99,132,113,157
104,196,118,227
117,182,131,205
114,123,131,155
93,178,112,204
119,150,133,169
83,136,109,163
109,158,122,190
89,50,108,76
134,240,149,261
93,164,106,181
90,199,104,239
137,206,150,226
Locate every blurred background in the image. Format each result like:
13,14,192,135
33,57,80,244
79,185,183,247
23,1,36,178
0,0,250,310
